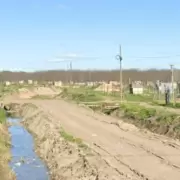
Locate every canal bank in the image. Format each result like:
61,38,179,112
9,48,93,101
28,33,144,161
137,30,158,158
0,108,14,180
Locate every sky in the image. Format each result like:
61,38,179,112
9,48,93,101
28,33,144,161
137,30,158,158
0,0,180,71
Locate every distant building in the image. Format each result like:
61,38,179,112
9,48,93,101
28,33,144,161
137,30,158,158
130,84,143,95
28,80,33,84
54,81,62,87
19,80,24,84
157,82,177,94
5,81,11,86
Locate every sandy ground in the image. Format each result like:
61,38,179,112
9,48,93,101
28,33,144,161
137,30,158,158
6,99,180,180
5,87,60,100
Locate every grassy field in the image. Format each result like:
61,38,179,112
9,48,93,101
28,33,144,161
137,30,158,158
60,86,156,103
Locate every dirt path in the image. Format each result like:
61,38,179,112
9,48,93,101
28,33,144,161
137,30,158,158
23,99,180,180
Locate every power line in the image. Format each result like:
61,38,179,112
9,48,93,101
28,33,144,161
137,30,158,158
48,54,180,63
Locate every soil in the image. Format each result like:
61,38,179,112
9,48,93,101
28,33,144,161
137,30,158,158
0,124,15,180
7,99,180,180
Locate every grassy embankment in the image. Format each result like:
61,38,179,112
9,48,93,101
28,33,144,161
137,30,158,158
115,103,180,138
0,108,14,180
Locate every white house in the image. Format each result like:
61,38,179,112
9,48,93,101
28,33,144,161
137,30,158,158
5,81,11,86
28,80,33,84
54,81,62,87
19,80,24,84
131,84,143,95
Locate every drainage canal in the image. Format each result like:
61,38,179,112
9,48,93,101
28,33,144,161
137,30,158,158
8,117,50,180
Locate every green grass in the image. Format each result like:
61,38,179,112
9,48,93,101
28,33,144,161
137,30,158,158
124,93,154,102
60,87,105,103
61,86,157,104
152,101,180,109
119,103,180,131
0,109,6,124
120,103,156,120
60,129,88,149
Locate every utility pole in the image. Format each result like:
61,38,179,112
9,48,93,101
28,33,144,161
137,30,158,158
170,64,175,106
116,45,123,103
70,61,72,84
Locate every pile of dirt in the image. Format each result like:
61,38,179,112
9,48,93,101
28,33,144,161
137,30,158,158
17,103,124,180
17,87,60,99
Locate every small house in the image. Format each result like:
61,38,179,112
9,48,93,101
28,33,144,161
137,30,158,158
19,80,24,84
130,83,143,95
5,81,11,86
54,81,62,87
28,80,33,85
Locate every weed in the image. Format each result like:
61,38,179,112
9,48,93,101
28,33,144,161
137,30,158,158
152,102,180,109
60,129,75,142
60,129,88,149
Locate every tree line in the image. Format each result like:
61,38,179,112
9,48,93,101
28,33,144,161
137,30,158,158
0,69,179,83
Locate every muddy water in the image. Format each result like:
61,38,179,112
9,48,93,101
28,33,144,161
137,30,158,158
8,117,50,180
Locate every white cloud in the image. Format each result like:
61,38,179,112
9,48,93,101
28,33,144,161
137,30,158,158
47,53,99,63
63,53,83,58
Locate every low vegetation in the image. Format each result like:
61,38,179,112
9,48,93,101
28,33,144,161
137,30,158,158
60,86,157,104
59,86,180,139
60,87,105,103
0,109,6,124
60,129,88,149
113,103,180,138
152,101,180,109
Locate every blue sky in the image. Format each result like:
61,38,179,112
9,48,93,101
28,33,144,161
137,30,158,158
0,0,180,71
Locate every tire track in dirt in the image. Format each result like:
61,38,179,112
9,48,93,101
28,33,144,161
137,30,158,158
80,106,180,171
92,143,149,180
94,119,180,170
35,100,180,180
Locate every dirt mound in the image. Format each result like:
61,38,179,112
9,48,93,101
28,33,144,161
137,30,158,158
18,103,124,180
17,87,60,99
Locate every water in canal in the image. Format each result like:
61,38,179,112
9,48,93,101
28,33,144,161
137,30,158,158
8,117,50,180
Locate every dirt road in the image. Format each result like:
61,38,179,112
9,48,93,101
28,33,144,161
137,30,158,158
20,99,179,180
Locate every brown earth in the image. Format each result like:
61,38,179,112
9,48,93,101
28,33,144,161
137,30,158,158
6,99,180,180
0,124,15,180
